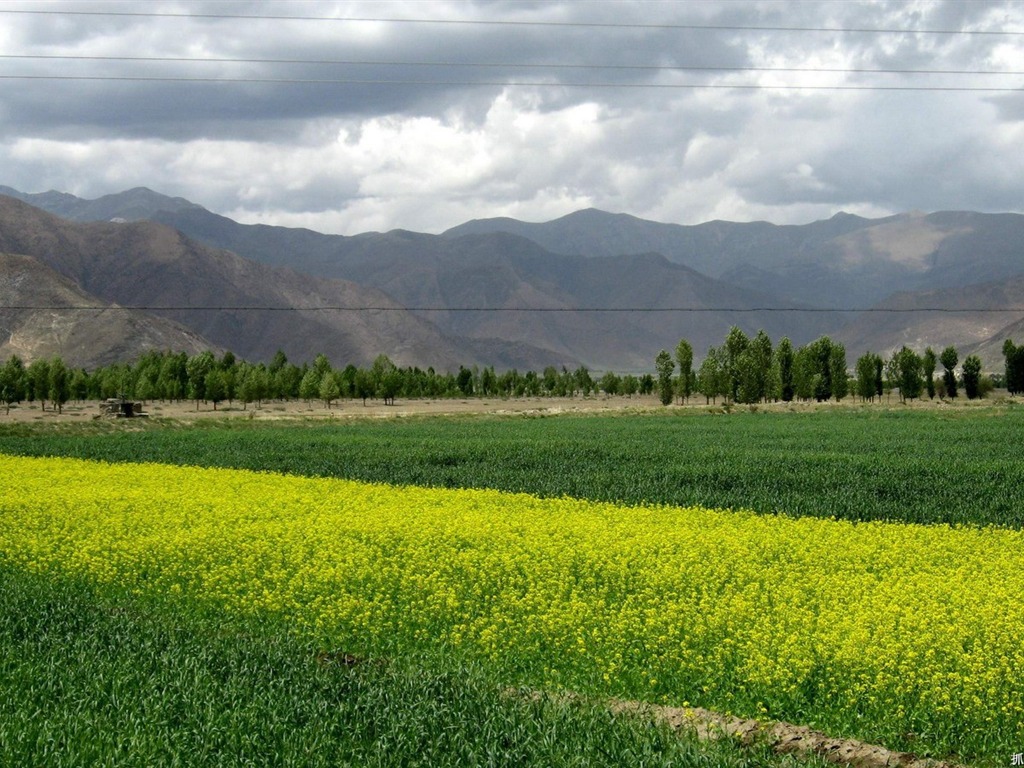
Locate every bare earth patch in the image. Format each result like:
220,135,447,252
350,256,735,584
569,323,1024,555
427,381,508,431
616,700,963,768
2,392,1006,424
1,395,667,423
516,690,965,768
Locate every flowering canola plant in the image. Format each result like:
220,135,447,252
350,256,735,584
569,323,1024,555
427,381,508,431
0,454,1021,757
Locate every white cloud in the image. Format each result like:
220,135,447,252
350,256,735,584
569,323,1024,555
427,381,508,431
2,0,1023,232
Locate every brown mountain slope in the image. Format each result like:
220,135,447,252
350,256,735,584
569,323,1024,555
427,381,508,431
0,252,215,367
0,196,563,370
445,208,1024,310
968,316,1024,371
137,208,841,371
834,275,1024,369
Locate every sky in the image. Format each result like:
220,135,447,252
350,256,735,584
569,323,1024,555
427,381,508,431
1,0,1023,234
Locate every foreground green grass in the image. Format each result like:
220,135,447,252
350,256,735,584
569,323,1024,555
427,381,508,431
0,565,831,768
2,405,1023,526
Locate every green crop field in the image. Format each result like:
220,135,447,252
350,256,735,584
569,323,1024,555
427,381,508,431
3,405,1024,527
2,565,824,768
1,405,1022,766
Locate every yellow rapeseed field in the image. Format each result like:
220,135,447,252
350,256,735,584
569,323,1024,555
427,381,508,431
1,454,1021,752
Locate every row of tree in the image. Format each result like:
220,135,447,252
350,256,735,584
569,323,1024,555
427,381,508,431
654,328,1020,406
2,332,1020,415
0,349,661,414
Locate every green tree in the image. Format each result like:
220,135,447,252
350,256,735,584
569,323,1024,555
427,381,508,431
793,337,840,402
379,368,403,406
655,350,674,406
481,366,498,397
829,342,848,401
736,330,772,404
46,357,71,414
1,355,26,414
893,346,923,402
319,371,341,409
237,362,259,409
599,371,621,396
620,374,639,397
855,352,880,402
135,371,156,404
299,368,321,402
186,351,215,409
884,354,900,402
370,354,397,393
572,366,594,397
922,347,937,399
219,351,238,404
792,345,816,401
674,339,694,403
456,367,474,396
940,346,958,399
697,347,725,404
312,353,333,378
354,369,375,405
723,326,750,403
962,354,983,399
69,368,89,403
26,358,51,410
204,368,227,410
776,337,795,402
158,352,188,401
1003,339,1024,395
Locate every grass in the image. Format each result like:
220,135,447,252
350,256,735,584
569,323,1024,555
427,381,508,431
2,406,1023,526
0,564,830,768
2,405,1020,765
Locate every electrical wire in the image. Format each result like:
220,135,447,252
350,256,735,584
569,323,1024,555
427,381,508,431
4,305,1023,313
1,54,1019,78
1,74,1021,91
0,8,1021,35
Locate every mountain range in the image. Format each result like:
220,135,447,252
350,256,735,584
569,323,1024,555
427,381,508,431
1,184,1022,373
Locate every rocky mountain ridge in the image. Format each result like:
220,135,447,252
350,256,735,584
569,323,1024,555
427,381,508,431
1,186,1022,372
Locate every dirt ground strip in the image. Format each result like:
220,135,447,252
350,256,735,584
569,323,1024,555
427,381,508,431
618,701,963,768
2,392,1006,424
1,395,667,422
515,690,964,768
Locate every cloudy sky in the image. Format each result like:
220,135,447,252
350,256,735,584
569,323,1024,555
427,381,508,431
1,0,1023,234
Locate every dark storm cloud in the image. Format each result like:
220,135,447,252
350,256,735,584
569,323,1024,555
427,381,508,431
1,0,1022,232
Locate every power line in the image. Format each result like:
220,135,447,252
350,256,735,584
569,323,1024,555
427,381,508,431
1,8,1021,35
5,306,1024,313
2,53,1020,78
1,74,1021,91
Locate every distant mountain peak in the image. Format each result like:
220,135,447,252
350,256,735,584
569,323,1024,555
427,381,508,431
0,185,203,223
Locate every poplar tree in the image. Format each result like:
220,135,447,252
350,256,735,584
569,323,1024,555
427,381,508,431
723,326,750,403
922,347,937,399
0,355,26,414
962,355,983,399
940,346,959,399
675,339,694,403
776,337,795,402
855,352,879,402
655,349,674,406
1004,339,1024,395
47,357,71,415
697,347,724,404
893,346,923,402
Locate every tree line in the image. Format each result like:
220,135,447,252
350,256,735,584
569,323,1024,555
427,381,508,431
0,349,660,414
654,328,1022,406
2,332,1021,416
